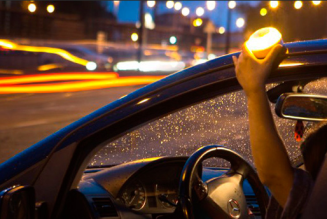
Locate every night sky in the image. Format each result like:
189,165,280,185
106,1,260,32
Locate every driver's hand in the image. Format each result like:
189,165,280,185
232,44,285,97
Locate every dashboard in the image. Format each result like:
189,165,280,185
76,157,261,219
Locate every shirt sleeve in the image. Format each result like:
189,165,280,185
265,168,314,219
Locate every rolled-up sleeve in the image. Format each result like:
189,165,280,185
266,168,314,219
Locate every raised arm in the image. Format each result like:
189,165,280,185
232,44,293,207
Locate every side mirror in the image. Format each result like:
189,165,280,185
0,185,35,219
276,93,327,121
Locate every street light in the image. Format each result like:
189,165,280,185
269,1,279,9
28,3,36,13
131,33,138,42
312,1,321,5
166,1,174,9
218,27,225,34
294,1,303,9
181,7,190,16
147,1,155,8
228,1,236,9
206,1,216,11
196,7,205,17
113,1,120,6
260,8,267,16
47,5,55,13
174,2,182,10
236,17,245,28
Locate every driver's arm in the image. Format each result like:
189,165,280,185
232,44,293,207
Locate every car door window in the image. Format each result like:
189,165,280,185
90,82,327,167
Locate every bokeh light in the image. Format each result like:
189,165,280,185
294,1,303,9
131,33,138,42
196,7,205,17
28,3,37,13
47,5,55,13
218,27,225,34
181,7,190,16
169,36,177,44
228,1,236,9
312,1,321,5
147,1,155,8
236,18,245,28
269,1,279,9
166,1,174,9
174,2,182,10
193,18,203,27
206,1,216,11
260,8,267,16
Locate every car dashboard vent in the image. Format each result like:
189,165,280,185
246,195,261,217
92,198,118,217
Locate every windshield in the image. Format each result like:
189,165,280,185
89,79,327,167
1,1,327,165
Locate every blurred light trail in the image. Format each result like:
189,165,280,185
37,63,63,71
0,40,91,67
116,61,185,72
0,73,118,85
0,69,24,75
0,75,166,94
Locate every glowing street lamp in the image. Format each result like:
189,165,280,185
260,8,267,16
47,5,55,13
181,7,190,16
236,17,245,28
206,1,216,11
269,1,279,9
196,7,205,17
166,1,174,9
147,1,155,8
174,2,182,10
218,27,225,34
312,1,321,5
28,3,36,13
294,1,303,9
131,33,138,42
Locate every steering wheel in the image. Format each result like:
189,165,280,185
178,145,269,219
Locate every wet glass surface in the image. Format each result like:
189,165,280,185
90,78,327,167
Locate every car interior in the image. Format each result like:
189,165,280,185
53,77,327,219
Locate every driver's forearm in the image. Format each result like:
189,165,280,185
246,89,293,207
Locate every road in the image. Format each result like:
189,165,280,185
0,86,139,163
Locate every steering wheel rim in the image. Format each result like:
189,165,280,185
178,145,269,219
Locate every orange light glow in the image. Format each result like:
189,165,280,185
0,74,166,94
0,40,91,66
0,73,118,85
